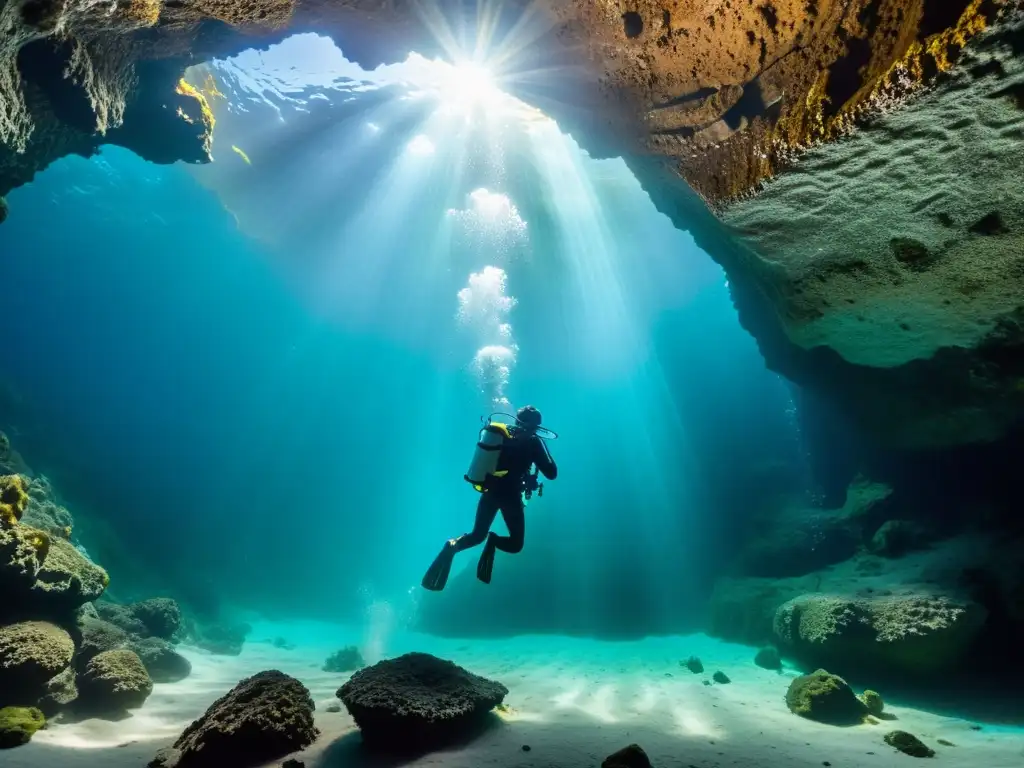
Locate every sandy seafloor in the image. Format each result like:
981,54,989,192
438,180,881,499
6,619,1023,768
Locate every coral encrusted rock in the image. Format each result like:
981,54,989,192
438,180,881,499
96,602,148,637
149,670,318,768
78,649,153,712
773,592,986,675
77,615,129,669
129,637,191,683
0,475,30,527
785,669,868,725
860,690,885,717
0,621,74,706
337,652,508,750
28,535,109,616
0,706,45,748
130,598,182,639
194,621,251,655
754,646,782,671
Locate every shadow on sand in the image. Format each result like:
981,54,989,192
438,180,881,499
310,714,505,768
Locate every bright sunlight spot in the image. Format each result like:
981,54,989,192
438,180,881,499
406,134,435,156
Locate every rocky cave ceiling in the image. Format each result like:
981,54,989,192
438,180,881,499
1,0,1022,451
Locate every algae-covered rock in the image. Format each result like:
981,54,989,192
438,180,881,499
77,616,129,669
0,525,49,600
38,665,78,713
773,592,985,674
0,706,45,748
323,646,364,673
96,602,148,637
602,743,652,768
79,649,153,712
338,652,507,749
0,475,30,528
712,671,731,684
149,670,317,768
30,534,109,615
884,730,935,758
754,646,782,670
681,656,703,674
860,689,885,717
0,621,74,705
785,669,867,725
130,637,191,683
131,598,182,640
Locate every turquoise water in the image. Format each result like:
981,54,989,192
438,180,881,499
0,35,796,632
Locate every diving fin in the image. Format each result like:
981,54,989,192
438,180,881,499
476,534,496,584
422,541,457,592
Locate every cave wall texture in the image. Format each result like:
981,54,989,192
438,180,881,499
1,0,1022,450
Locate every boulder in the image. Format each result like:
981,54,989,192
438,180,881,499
338,653,507,750
884,731,935,758
77,616,129,669
131,598,182,640
0,525,49,602
38,665,78,714
149,670,317,768
0,621,74,706
96,602,148,637
0,706,45,748
194,622,251,655
322,645,364,673
130,638,191,683
78,649,153,712
754,646,782,671
602,744,652,768
28,535,109,616
774,591,986,675
785,669,867,725
860,690,885,717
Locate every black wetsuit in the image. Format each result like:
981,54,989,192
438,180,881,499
453,429,558,555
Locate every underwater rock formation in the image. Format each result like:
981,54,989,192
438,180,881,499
78,648,153,712
754,646,782,671
0,620,74,707
738,479,894,578
860,689,885,718
602,744,653,768
149,670,318,768
884,730,936,758
773,591,987,675
0,706,45,748
322,645,364,673
95,601,149,637
129,637,191,683
193,621,251,655
28,535,109,616
0,1,1018,449
870,520,934,558
76,614,130,669
785,669,868,725
338,652,508,751
710,532,1007,677
129,597,182,640
0,475,29,527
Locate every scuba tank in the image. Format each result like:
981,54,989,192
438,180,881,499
464,421,512,492
464,412,559,494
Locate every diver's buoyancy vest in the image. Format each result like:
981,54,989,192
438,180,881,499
465,422,511,492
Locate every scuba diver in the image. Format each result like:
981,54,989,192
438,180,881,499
422,405,557,591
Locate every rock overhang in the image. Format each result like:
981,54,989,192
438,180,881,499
1,0,1021,451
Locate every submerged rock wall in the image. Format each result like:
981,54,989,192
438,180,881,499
0,0,1022,449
